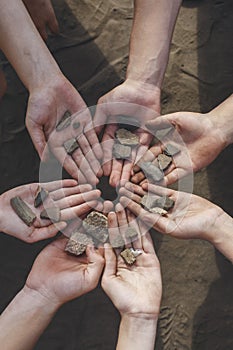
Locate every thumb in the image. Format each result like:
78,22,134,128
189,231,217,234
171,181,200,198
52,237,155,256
26,120,47,160
102,243,117,279
86,246,105,285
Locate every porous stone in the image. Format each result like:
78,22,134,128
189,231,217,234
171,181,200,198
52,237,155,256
63,138,79,155
158,153,172,171
140,162,164,182
10,196,36,227
116,128,139,146
65,231,93,256
113,143,131,159
164,143,180,156
83,211,108,243
34,186,49,208
56,111,72,131
120,248,136,265
40,207,61,222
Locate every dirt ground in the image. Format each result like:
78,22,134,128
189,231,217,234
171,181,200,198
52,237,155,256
1,0,233,349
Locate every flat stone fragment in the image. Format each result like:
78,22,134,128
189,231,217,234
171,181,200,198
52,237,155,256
141,194,160,210
10,196,36,227
72,121,81,129
157,153,172,171
40,207,61,222
164,143,180,156
117,115,141,131
63,138,79,155
113,143,131,159
34,186,49,208
116,128,139,146
154,196,175,211
109,234,125,248
83,211,108,243
56,111,72,131
140,162,164,182
120,248,136,265
65,232,93,256
125,227,138,241
149,207,168,216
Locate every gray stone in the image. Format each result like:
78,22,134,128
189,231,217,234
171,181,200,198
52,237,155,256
117,115,140,131
113,143,131,159
140,162,164,182
158,153,172,171
56,111,72,131
164,143,180,156
116,128,139,146
63,138,79,155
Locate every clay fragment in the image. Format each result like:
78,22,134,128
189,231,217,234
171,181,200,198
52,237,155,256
157,153,172,171
56,111,72,131
154,196,175,211
113,143,131,159
63,138,79,155
164,143,180,157
72,121,81,130
83,211,108,243
34,186,49,208
65,231,93,256
125,227,138,241
109,234,125,248
120,248,136,265
40,207,61,222
10,196,36,227
140,162,164,182
116,128,139,146
117,115,140,131
149,207,168,216
141,194,159,210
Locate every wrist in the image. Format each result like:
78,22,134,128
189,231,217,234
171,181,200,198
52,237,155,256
28,67,64,94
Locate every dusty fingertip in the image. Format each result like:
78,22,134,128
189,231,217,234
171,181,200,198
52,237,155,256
104,243,111,249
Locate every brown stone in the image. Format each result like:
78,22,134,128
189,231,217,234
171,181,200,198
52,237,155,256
113,143,131,159
120,248,136,265
65,232,93,256
56,111,72,131
83,211,108,243
34,186,49,208
116,128,139,146
10,196,36,227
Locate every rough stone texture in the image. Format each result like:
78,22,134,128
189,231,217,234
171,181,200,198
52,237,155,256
120,248,136,265
83,211,108,243
113,143,131,159
40,207,61,222
116,128,139,146
65,231,93,255
10,196,36,226
164,143,180,157
158,153,173,171
34,186,49,208
56,111,72,131
140,161,164,182
63,138,79,155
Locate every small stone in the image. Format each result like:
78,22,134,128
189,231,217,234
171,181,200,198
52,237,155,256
34,186,49,208
164,144,180,156
109,234,125,248
72,121,81,129
141,194,159,210
63,138,79,155
154,196,175,211
117,115,140,131
149,207,168,216
83,211,108,243
56,111,72,131
65,232,93,256
40,207,61,222
120,248,136,265
116,128,139,146
113,143,131,159
129,247,143,258
157,153,172,171
125,227,138,241
140,162,164,182
10,196,36,227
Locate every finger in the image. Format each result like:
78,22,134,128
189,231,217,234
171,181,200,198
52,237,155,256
50,184,92,201
141,231,157,256
102,243,117,280
109,158,123,187
55,190,101,209
103,200,114,214
138,129,153,146
124,181,146,196
102,129,116,176
126,209,142,248
120,160,134,184
84,123,103,160
48,13,59,34
164,167,188,186
72,148,99,185
142,183,175,198
52,147,81,181
131,171,146,184
119,187,142,204
108,211,123,249
115,203,128,239
61,200,97,220
26,121,47,160
76,133,102,176
62,219,83,238
42,179,78,192
30,221,67,242
145,115,175,130
86,246,105,287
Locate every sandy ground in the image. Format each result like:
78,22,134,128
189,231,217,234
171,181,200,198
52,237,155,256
0,0,233,349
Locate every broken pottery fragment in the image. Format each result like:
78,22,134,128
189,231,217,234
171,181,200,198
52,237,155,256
10,196,36,227
63,138,79,155
149,207,168,216
34,186,49,208
157,153,172,171
65,231,93,256
120,248,136,265
40,207,61,222
140,162,164,182
113,143,131,159
83,211,108,243
116,128,139,146
153,196,175,211
140,194,159,210
117,115,140,131
72,121,81,130
109,233,125,249
56,111,72,131
164,143,180,157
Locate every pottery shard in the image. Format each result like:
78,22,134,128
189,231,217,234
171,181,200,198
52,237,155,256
117,115,141,131
158,153,172,171
113,143,131,159
34,186,49,208
120,248,136,265
109,233,125,248
10,196,36,227
154,196,175,211
116,128,139,146
140,162,164,182
65,231,93,256
149,207,168,216
63,138,79,155
164,143,180,156
40,207,61,222
83,211,108,243
56,111,72,131
125,227,138,241
141,194,159,210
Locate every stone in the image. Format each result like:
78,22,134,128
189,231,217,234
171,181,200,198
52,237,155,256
154,196,175,211
63,138,79,155
164,143,180,157
158,153,172,171
125,227,138,241
83,211,108,243
140,194,159,210
117,115,141,131
56,111,72,131
140,162,164,182
149,207,168,215
34,186,49,208
65,231,93,256
116,128,139,146
120,248,136,265
40,207,61,222
10,196,36,227
113,143,131,159
109,234,125,248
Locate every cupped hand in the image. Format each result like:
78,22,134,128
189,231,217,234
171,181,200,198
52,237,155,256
93,79,161,187
23,0,59,40
26,76,102,184
0,180,100,242
25,236,104,306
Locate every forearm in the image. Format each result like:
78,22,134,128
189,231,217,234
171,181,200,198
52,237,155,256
0,0,61,91
117,314,158,350
126,0,182,87
0,286,59,350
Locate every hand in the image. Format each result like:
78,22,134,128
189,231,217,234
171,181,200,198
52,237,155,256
94,79,161,187
144,111,227,184
0,180,101,242
26,75,103,184
101,208,162,318
120,182,225,242
25,236,104,306
22,0,59,40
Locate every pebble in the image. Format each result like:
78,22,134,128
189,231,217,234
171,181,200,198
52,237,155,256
164,143,180,156
116,128,139,146
56,111,72,131
158,153,172,171
40,207,61,222
10,196,36,227
140,161,164,182
63,138,79,155
113,143,131,159
65,232,93,256
34,186,49,208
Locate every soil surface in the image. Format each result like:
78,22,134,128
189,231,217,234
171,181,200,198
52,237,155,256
1,0,233,349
